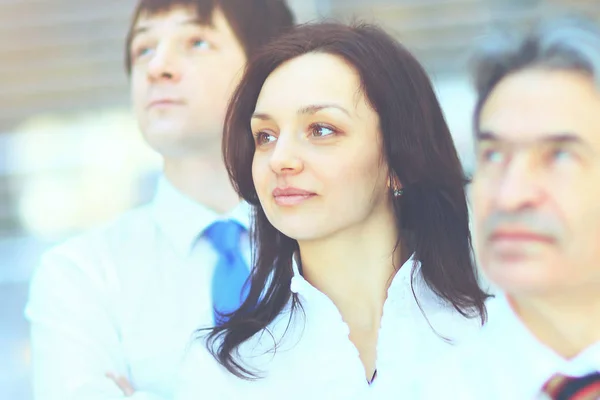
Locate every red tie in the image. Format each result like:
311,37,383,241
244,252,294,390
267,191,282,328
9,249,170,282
542,372,600,400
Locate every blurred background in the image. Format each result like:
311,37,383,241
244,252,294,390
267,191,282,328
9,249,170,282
1,0,599,399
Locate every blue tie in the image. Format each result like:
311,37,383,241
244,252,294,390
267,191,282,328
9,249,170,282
203,220,249,326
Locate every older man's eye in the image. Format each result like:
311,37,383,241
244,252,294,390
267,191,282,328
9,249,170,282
551,148,573,163
480,148,505,164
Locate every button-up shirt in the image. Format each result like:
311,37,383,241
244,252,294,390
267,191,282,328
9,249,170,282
25,177,251,400
175,255,483,399
415,295,600,400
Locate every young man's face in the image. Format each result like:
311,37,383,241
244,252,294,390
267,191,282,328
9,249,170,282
129,6,247,158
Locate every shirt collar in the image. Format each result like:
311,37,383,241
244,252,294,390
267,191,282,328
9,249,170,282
485,294,600,397
290,253,419,295
150,175,252,256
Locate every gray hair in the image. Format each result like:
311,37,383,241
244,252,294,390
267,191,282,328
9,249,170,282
471,15,600,125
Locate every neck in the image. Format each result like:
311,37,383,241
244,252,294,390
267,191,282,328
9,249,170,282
163,148,240,214
509,287,600,359
298,214,406,329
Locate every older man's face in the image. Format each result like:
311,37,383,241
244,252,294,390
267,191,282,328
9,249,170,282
472,68,600,298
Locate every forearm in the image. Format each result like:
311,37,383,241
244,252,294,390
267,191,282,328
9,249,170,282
27,251,140,400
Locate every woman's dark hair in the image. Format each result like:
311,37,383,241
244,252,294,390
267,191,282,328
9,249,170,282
205,22,490,379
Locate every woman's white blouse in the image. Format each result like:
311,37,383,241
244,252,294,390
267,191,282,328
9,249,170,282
175,255,483,400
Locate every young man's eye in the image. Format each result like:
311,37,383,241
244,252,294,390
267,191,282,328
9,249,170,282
136,47,153,58
191,39,211,50
130,39,155,60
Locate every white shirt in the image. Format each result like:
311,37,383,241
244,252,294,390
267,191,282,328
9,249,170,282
174,255,483,400
25,177,251,400
416,294,600,400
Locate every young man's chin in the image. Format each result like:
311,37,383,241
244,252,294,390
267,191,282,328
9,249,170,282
146,134,223,159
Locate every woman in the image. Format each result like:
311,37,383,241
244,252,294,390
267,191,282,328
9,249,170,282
176,22,489,399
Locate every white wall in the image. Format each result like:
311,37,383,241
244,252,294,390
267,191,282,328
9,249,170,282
433,74,478,174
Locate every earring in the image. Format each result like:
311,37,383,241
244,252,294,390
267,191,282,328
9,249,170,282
389,175,403,198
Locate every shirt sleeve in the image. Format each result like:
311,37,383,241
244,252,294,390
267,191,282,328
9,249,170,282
25,244,167,400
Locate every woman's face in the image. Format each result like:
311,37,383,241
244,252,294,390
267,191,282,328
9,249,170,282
250,52,395,242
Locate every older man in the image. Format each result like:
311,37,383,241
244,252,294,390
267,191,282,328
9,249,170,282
419,16,600,400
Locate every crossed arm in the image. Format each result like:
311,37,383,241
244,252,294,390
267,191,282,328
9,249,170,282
26,249,167,400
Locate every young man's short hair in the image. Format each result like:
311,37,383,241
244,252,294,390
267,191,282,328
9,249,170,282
124,0,295,74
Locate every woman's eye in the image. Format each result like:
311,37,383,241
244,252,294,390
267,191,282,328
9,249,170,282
309,124,336,137
254,131,276,145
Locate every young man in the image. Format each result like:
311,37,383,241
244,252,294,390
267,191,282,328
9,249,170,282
25,1,294,399
418,16,600,400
